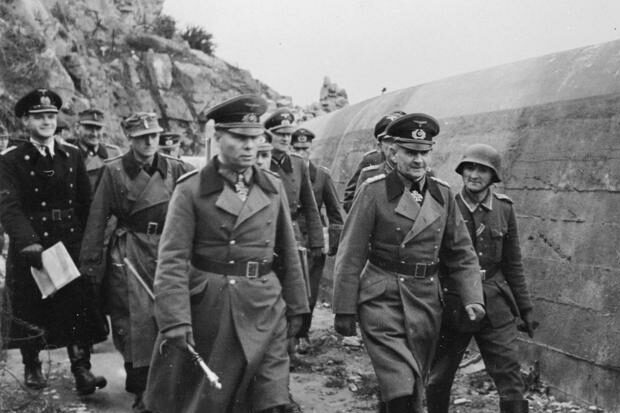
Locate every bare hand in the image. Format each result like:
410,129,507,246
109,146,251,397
465,303,486,322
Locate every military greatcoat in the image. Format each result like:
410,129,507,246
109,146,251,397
144,158,309,413
333,170,483,407
342,148,385,212
79,151,193,367
0,139,106,348
78,142,123,192
270,152,324,248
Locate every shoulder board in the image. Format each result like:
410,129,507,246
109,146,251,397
494,192,513,204
361,163,381,173
176,169,199,184
261,168,281,179
104,154,123,164
104,143,122,150
160,153,181,161
62,141,79,150
290,152,303,158
364,173,386,185
0,146,18,156
363,149,378,156
430,176,450,188
319,165,330,173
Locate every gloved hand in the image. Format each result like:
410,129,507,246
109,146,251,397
21,243,43,270
465,303,486,322
287,315,304,338
309,247,324,259
518,310,539,338
160,325,195,353
327,246,338,257
327,228,341,256
334,314,357,337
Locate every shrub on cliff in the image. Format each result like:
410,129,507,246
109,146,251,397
181,26,215,56
152,14,176,39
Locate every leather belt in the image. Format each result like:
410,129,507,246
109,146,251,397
191,254,272,279
29,208,75,222
369,254,438,278
120,221,163,235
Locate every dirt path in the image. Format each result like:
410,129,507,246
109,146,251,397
0,303,604,413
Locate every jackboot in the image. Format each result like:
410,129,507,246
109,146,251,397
385,395,413,413
377,401,387,413
282,393,303,413
67,345,107,395
500,399,529,413
20,347,47,389
257,407,285,413
132,392,152,413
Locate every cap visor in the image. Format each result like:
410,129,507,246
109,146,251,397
293,143,311,149
129,127,164,138
270,125,296,134
393,140,434,151
29,108,59,115
79,121,104,127
227,126,265,137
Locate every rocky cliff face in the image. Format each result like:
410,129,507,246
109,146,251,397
0,0,282,152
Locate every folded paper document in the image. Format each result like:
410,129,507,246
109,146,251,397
31,242,81,299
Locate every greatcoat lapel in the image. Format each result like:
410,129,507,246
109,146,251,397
215,184,244,217
233,184,271,229
131,171,170,215
402,194,442,244
395,191,421,222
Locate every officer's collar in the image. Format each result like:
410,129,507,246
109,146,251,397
385,169,444,206
458,187,493,213
200,156,277,196
122,151,167,179
270,151,292,173
28,138,71,158
79,141,109,159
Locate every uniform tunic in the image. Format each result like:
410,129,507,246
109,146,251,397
270,152,324,248
79,142,123,193
80,152,193,368
427,189,533,409
144,158,309,413
333,170,483,407
0,139,106,348
342,149,384,212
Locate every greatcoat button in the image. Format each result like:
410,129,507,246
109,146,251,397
30,171,35,176
229,240,236,245
229,279,236,285
43,232,49,237
41,201,46,206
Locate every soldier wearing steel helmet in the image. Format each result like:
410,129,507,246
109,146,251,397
333,113,485,413
426,143,535,413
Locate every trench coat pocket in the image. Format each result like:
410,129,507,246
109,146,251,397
358,277,388,305
189,278,209,306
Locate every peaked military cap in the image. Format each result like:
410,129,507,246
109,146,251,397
15,88,62,117
159,132,181,148
387,113,440,151
264,108,296,134
79,109,105,127
256,134,273,152
205,94,267,137
122,112,164,138
374,111,406,141
291,128,315,148
55,118,70,132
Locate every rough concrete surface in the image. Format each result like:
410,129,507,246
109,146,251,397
304,39,620,411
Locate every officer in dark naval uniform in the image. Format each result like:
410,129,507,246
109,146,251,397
333,113,485,413
0,89,107,393
427,144,535,413
291,127,344,353
342,111,406,212
75,109,123,192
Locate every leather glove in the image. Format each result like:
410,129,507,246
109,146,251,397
465,303,486,322
334,314,357,337
309,247,324,259
518,310,539,338
21,243,43,270
287,315,304,338
160,325,195,353
327,246,338,257
327,228,341,256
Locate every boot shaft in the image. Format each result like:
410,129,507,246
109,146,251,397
500,399,529,413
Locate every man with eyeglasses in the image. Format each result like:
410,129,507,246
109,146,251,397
80,111,193,412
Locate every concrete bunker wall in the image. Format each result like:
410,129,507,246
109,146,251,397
305,39,620,410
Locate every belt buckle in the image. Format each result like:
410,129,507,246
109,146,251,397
414,263,427,279
51,209,62,221
146,222,159,235
480,269,487,281
246,261,259,279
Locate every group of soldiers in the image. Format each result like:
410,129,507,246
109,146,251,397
0,88,535,413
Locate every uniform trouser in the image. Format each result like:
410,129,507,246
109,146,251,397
297,252,326,338
426,319,525,413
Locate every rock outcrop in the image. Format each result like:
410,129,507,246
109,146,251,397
0,0,282,153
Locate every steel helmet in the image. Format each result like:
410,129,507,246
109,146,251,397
455,143,502,182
